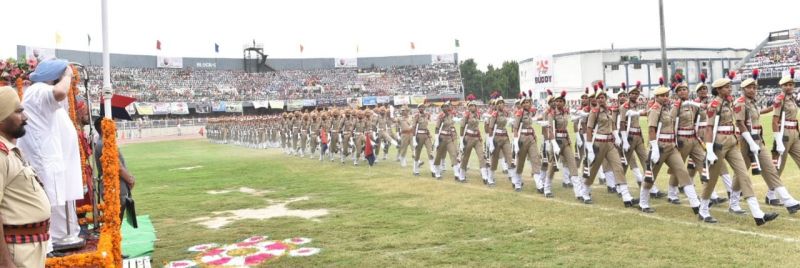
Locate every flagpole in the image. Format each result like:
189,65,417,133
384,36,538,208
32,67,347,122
101,0,112,119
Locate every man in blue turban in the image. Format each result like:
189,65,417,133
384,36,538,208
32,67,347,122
17,59,86,251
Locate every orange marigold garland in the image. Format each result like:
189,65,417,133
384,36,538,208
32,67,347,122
46,119,122,268
15,77,23,100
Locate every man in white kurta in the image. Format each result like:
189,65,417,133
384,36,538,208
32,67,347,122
17,59,83,245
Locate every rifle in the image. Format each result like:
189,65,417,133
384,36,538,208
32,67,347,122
644,105,665,183
772,93,787,169
583,110,600,179
744,100,762,175
412,114,421,161
704,99,726,182
433,116,445,150
575,118,582,163
456,112,470,164
551,114,561,170
512,110,525,163
688,106,702,171
615,108,628,169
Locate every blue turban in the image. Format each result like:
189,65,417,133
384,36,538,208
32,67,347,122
30,59,68,83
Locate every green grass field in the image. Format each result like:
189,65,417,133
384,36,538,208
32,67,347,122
125,115,800,267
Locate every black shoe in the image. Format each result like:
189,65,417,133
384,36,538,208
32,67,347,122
431,172,436,178
607,186,615,193
562,182,571,188
599,178,606,184
650,191,667,199
641,207,655,213
537,188,544,194
691,207,699,215
577,196,584,201
502,170,508,174
698,215,718,223
678,186,684,193
637,181,642,187
765,197,784,206
715,197,728,204
786,204,800,214
755,212,779,226
583,198,593,204
668,198,681,205
514,187,522,192
545,192,554,198
624,199,639,208
728,208,747,215
487,182,496,188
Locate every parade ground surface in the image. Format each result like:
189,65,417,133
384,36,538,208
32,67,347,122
124,116,800,267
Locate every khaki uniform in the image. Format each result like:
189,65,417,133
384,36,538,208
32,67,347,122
586,107,626,186
341,116,356,158
309,120,321,154
377,115,395,157
353,118,368,161
397,115,414,160
546,108,578,179
668,100,706,188
735,96,783,190
434,112,458,167
619,101,648,175
773,92,800,175
329,117,342,155
460,111,488,171
704,96,754,199
647,102,692,186
513,108,541,175
1,137,51,268
487,111,514,171
298,119,309,154
290,119,300,152
412,112,434,162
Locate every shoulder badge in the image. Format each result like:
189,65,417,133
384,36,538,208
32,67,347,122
0,142,8,155
774,93,785,108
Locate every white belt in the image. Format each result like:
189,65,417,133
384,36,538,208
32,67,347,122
556,133,569,138
417,130,429,134
594,134,612,139
696,122,708,127
440,130,451,135
717,126,734,131
466,129,479,135
628,127,641,133
658,134,675,139
520,129,535,134
494,130,508,134
677,130,695,136
749,129,762,135
786,121,798,127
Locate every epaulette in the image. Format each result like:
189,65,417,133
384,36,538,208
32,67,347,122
707,98,721,118
0,142,8,155
491,111,498,117
649,102,661,110
582,106,591,112
623,101,631,109
608,105,618,111
515,109,524,117
736,96,746,103
591,107,600,113
774,93,785,108
464,111,470,119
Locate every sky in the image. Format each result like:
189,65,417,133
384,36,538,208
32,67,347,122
2,0,797,69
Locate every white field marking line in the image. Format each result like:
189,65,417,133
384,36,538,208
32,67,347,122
169,165,203,171
385,229,535,257
412,180,800,244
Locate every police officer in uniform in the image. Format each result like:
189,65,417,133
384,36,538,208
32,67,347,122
666,77,710,205
621,82,664,198
735,72,800,214
770,68,800,211
412,104,435,176
512,94,542,192
545,90,582,198
701,78,778,225
638,82,701,214
486,97,515,189
0,87,52,267
433,102,460,180
458,100,491,184
396,106,414,167
584,87,637,206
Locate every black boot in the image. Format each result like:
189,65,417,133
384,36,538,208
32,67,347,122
755,212,779,226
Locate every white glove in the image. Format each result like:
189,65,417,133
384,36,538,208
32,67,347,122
433,136,439,148
741,133,759,154
349,139,355,147
544,140,551,152
316,136,321,143
775,132,785,155
682,101,703,108
626,110,641,117
551,140,561,156
576,110,589,118
459,138,465,151
613,130,622,146
513,137,520,153
453,117,463,123
537,121,550,127
487,136,495,153
576,134,583,148
622,131,630,152
391,138,398,146
705,142,718,165
586,142,595,164
412,136,418,147
649,140,660,163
